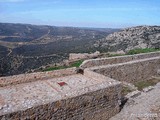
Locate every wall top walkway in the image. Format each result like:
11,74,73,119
0,74,120,116
80,51,160,68
89,56,160,70
0,67,77,87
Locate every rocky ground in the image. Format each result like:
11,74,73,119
96,26,160,52
110,82,160,120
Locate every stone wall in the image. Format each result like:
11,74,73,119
0,77,121,120
91,57,160,83
80,51,160,68
69,51,100,61
0,67,77,87
84,69,119,84
1,52,160,119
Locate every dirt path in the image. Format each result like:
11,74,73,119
33,29,51,42
110,82,160,120
7,48,12,56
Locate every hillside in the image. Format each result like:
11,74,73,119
95,26,160,52
0,23,119,76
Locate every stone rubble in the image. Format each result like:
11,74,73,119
110,83,160,120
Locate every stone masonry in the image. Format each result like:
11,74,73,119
0,51,160,120
69,51,100,61
0,74,121,120
91,56,160,83
80,51,160,68
0,67,77,87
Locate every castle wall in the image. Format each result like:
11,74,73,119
0,85,121,120
80,51,160,68
0,74,121,120
1,52,160,120
69,51,100,61
0,67,77,87
91,57,160,83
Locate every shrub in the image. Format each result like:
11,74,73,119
127,48,160,55
43,60,84,72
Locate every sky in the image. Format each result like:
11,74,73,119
0,0,160,28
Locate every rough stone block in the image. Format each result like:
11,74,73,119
125,90,141,98
143,86,154,92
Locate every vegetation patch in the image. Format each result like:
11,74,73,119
127,48,160,55
107,48,160,57
108,54,125,57
134,78,160,91
69,60,84,68
121,86,133,96
43,60,84,72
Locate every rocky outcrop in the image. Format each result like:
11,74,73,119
95,26,160,52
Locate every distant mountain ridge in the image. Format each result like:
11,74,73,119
0,23,120,76
95,26,160,52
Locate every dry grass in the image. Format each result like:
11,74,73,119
134,78,160,91
121,86,133,96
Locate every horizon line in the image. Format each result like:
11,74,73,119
0,21,160,29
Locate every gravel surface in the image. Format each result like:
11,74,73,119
110,82,160,120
